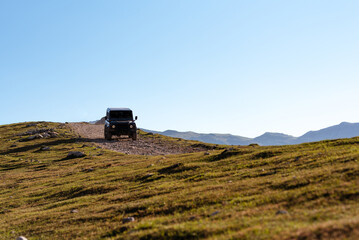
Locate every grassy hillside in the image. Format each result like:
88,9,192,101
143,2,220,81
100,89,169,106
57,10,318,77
1,122,359,239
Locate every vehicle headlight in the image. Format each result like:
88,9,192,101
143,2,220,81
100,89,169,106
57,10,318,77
130,125,134,129
112,125,116,129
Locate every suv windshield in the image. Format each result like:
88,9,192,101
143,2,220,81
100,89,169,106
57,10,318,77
109,111,133,120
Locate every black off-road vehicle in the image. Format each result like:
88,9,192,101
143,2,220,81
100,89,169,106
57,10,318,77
104,108,138,140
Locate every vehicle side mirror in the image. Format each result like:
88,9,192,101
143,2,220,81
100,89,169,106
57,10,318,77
135,116,138,120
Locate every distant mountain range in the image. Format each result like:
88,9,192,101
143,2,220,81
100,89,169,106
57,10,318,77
142,122,359,146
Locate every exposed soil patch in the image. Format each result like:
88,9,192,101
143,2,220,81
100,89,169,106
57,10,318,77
68,123,209,156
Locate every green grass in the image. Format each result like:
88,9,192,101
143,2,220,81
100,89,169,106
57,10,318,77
1,122,359,239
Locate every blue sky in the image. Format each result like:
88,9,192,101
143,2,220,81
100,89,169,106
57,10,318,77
1,1,359,137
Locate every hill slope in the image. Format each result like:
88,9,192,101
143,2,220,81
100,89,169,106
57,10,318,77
1,122,359,239
142,129,252,145
252,132,296,146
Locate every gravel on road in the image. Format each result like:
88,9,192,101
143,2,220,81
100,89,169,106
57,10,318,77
68,123,209,156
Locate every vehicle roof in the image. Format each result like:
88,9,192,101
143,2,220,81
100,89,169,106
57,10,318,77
107,108,132,112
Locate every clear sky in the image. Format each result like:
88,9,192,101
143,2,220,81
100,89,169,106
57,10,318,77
1,1,359,138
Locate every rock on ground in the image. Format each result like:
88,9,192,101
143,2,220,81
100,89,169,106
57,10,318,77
16,237,28,240
276,210,289,215
122,217,135,223
67,151,86,159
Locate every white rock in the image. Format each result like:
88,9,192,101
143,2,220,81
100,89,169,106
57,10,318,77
16,236,28,240
70,209,78,213
122,217,135,223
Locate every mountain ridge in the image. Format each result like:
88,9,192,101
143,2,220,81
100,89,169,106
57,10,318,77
142,121,359,146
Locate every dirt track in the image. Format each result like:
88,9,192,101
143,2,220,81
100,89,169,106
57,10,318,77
68,123,208,156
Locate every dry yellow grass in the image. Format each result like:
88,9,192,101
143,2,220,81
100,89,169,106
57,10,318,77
1,122,359,239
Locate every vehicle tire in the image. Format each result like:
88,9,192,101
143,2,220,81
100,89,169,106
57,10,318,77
104,128,112,140
131,132,137,141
